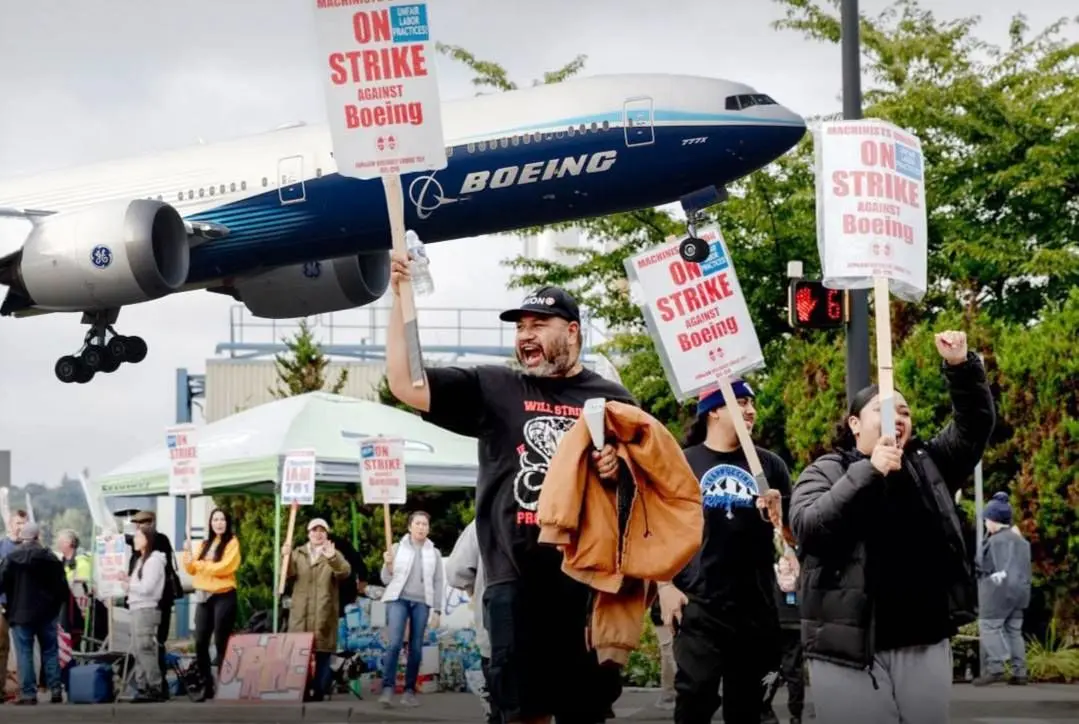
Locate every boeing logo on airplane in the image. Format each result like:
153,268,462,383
407,150,620,219
408,175,460,220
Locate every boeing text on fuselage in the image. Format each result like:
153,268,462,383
408,150,619,220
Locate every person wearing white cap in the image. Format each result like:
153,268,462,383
282,517,351,702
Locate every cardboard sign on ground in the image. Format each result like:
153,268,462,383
217,633,314,701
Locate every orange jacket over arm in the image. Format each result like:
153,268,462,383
537,400,703,665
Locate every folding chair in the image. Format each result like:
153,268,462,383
71,606,136,702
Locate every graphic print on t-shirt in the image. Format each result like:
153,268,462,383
700,463,759,517
513,414,577,514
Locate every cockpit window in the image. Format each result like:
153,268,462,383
725,94,778,111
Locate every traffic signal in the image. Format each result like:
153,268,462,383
788,280,848,330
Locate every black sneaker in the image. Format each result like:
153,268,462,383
1008,675,1029,686
50,690,63,704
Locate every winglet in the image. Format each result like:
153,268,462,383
0,207,54,222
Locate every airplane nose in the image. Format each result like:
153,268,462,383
776,106,808,147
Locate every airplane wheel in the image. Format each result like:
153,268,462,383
82,343,109,371
107,335,128,361
123,336,148,364
55,356,80,384
74,360,95,384
679,237,710,263
100,353,122,374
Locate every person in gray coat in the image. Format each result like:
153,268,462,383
973,492,1031,686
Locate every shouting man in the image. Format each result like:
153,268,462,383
386,252,634,724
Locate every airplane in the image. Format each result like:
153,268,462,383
0,73,806,384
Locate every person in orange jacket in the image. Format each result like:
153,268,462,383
182,508,241,702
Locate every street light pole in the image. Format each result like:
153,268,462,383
842,0,871,404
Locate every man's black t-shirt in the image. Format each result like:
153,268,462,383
675,444,792,631
423,365,636,586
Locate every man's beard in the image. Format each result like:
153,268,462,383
517,335,575,377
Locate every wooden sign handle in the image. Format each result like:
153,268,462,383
873,276,896,439
717,376,785,533
383,502,393,552
383,174,425,388
717,376,767,487
185,494,192,545
278,501,299,595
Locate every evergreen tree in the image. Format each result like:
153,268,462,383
269,319,348,397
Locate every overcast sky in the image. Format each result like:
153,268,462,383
0,0,1072,487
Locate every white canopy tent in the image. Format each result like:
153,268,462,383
95,391,479,497
92,391,478,632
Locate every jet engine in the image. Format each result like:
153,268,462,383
13,199,189,311
232,250,391,319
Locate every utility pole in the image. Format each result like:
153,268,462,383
842,0,871,404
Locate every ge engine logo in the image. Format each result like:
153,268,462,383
90,245,113,269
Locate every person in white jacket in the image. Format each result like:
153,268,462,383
444,521,498,724
378,511,445,709
123,523,167,703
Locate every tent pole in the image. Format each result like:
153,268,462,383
351,498,359,550
273,486,282,633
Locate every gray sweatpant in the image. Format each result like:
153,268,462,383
808,639,951,724
131,607,163,693
980,611,1026,677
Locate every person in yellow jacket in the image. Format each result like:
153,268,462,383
55,530,93,652
182,508,241,702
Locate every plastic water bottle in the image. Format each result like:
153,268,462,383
406,230,434,296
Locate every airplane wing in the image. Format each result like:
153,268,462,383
0,206,54,220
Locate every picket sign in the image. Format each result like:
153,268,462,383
311,0,446,553
815,119,929,438
624,228,782,529
310,0,448,390
166,424,202,543
278,450,316,595
359,436,408,550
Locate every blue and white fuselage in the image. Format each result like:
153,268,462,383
0,73,804,324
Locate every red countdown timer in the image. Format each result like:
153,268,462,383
788,280,848,329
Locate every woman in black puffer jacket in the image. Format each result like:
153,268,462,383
790,331,995,724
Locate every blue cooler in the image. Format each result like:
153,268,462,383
67,663,114,704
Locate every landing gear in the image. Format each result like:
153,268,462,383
679,237,710,263
54,310,148,384
677,186,728,263
678,208,712,263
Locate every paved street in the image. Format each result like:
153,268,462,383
4,685,1078,722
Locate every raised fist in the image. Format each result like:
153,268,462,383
934,331,968,366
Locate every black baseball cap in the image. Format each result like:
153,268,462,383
499,286,581,324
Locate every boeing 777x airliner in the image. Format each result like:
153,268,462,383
0,73,805,383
